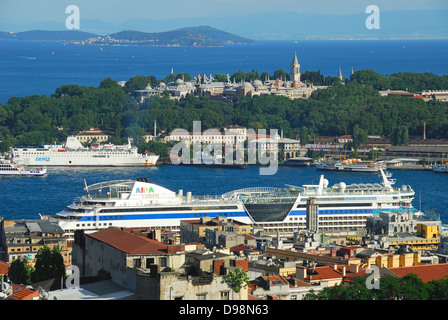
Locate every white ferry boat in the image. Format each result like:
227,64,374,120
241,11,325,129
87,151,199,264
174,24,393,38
0,159,46,176
315,158,387,172
44,170,416,239
433,164,448,173
11,136,158,167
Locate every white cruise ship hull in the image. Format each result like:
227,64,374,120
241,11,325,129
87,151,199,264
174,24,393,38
17,153,158,167
11,136,159,167
49,171,416,239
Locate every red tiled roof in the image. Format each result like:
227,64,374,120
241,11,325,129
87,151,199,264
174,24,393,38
388,92,415,95
387,263,448,283
264,275,288,285
8,289,38,300
230,244,248,252
308,266,343,281
87,227,168,255
0,261,10,275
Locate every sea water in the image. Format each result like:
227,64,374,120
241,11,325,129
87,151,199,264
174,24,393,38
1,39,447,104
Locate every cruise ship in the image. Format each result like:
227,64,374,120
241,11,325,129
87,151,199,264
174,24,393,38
44,170,416,239
11,136,159,167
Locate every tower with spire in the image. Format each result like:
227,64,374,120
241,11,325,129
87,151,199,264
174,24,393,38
290,52,301,84
338,67,343,81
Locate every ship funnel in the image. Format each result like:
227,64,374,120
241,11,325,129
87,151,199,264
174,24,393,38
186,191,192,202
178,189,183,197
317,175,324,195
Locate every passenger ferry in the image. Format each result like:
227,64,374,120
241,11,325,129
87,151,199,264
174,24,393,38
11,136,159,167
44,170,416,239
315,158,387,172
0,159,46,176
433,164,448,173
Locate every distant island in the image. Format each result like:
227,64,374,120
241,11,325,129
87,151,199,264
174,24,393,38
0,26,256,47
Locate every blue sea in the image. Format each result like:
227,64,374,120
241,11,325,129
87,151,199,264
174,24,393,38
0,39,447,223
1,39,448,104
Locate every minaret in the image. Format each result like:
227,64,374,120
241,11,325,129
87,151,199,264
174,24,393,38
154,119,157,139
338,67,343,81
290,52,301,84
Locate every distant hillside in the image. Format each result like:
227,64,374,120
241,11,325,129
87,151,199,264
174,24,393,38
0,30,98,41
87,26,255,46
0,26,255,46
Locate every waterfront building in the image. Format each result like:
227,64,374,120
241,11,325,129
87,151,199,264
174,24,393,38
75,127,113,144
0,218,70,267
168,126,246,149
278,137,301,159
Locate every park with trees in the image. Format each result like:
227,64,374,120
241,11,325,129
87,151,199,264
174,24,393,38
0,69,447,156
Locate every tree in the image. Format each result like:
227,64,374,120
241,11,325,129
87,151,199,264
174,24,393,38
352,124,368,150
99,77,118,89
224,268,250,294
32,245,66,283
273,68,289,81
7,259,32,285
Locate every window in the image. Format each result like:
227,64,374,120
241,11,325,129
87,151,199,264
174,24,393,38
220,291,229,300
160,257,167,267
146,258,155,266
197,294,206,300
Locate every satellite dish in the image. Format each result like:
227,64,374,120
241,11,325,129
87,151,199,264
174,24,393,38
38,286,49,300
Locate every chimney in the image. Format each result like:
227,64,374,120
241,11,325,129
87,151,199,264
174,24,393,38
342,266,346,277
296,266,307,281
350,264,359,274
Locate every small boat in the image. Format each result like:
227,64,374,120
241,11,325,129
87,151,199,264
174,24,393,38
282,157,313,167
315,158,387,172
0,159,47,176
433,164,448,173
179,153,245,169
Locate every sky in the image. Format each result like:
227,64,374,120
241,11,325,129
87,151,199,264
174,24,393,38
1,0,447,24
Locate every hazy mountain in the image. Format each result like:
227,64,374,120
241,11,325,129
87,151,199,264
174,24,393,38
0,26,255,46
0,30,99,41
0,10,446,40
